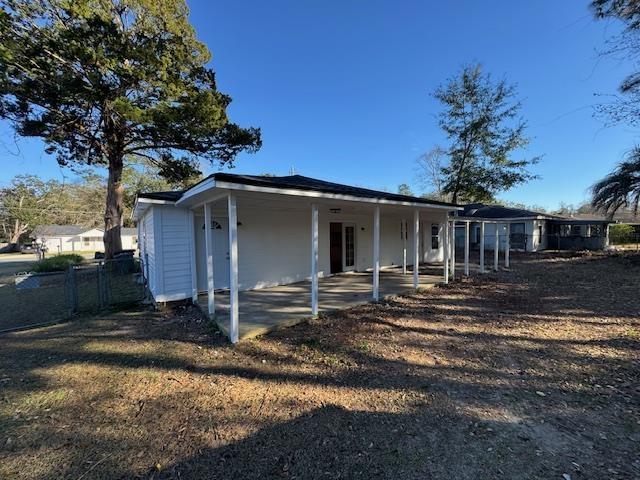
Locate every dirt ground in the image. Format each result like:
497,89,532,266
0,252,638,479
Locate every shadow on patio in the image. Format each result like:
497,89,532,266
199,266,445,340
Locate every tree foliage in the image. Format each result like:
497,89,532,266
0,175,66,245
397,183,414,196
433,64,539,204
415,146,448,201
591,147,640,217
589,1,640,217
0,0,261,257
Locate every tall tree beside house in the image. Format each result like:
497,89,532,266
589,0,640,217
0,0,261,258
433,64,539,204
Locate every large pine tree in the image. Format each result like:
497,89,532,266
0,0,261,257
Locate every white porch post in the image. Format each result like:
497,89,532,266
402,220,407,275
494,223,500,271
464,221,470,276
373,205,380,300
479,221,485,273
311,203,319,316
228,193,239,344
450,220,456,281
188,210,198,303
203,202,215,317
413,209,420,289
505,222,511,268
443,212,449,284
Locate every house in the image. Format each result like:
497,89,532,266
33,225,138,254
454,204,613,252
133,173,462,342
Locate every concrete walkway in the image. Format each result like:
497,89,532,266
199,266,444,340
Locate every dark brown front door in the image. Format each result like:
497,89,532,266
330,222,343,274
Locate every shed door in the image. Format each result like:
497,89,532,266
195,216,230,291
510,222,526,250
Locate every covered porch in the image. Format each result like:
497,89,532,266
174,173,465,343
198,266,444,340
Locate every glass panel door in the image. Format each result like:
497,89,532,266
343,224,355,271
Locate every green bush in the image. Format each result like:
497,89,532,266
610,224,635,244
32,254,84,273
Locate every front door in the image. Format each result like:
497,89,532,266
510,222,526,251
330,222,343,274
195,216,230,291
343,223,356,271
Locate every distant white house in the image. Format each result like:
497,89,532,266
33,225,138,254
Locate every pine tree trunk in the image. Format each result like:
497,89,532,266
104,154,124,259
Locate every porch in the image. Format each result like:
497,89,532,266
198,266,444,340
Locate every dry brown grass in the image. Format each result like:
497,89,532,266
0,252,638,479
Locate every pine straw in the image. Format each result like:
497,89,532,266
0,252,638,479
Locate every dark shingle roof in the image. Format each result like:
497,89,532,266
137,190,185,201
459,203,558,220
143,173,459,207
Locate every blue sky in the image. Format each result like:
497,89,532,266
0,0,637,210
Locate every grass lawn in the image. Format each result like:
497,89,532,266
0,252,638,479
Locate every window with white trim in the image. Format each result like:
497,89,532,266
431,224,440,249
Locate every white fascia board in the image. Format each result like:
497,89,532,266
210,180,462,211
175,177,216,206
455,216,548,222
132,197,175,220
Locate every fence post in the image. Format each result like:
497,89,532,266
66,265,78,317
97,261,107,309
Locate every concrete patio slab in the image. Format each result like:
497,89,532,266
198,266,445,340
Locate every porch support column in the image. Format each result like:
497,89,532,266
450,220,456,281
464,221,470,276
188,210,198,303
373,205,380,301
311,203,319,316
228,193,239,344
443,212,449,284
203,202,215,317
402,220,407,275
494,223,500,271
479,221,485,273
413,209,420,289
505,222,511,268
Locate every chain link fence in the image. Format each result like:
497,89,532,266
609,231,640,252
0,257,146,332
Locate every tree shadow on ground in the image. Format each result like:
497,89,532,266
0,253,638,479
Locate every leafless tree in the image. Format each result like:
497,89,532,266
415,146,448,201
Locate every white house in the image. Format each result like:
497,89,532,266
33,225,138,254
133,173,463,342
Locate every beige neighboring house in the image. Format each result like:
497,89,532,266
33,225,138,254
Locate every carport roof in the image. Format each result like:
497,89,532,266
457,203,562,221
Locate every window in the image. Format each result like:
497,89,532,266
83,237,90,247
571,225,581,236
431,224,439,249
344,225,355,267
